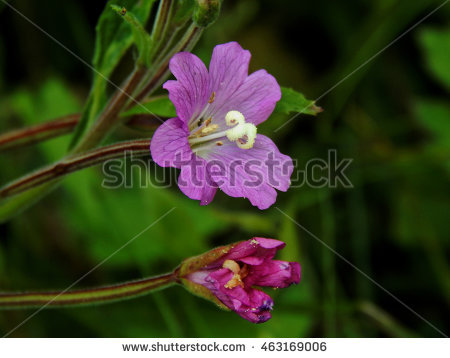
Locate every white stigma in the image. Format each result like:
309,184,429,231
188,110,257,154
225,110,257,150
236,123,257,149
225,110,245,127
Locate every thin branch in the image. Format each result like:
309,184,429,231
132,24,203,105
0,113,163,152
0,272,176,309
0,114,80,151
0,139,151,199
71,66,149,154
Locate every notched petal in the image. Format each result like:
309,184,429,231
164,52,210,123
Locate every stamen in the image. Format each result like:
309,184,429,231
208,91,216,104
189,102,211,129
223,260,248,289
189,120,217,138
200,124,218,135
224,275,244,289
189,129,229,144
189,109,257,152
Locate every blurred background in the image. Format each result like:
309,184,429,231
0,0,449,337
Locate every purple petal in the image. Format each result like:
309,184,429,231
237,289,274,324
291,262,301,284
205,135,293,209
239,256,265,265
254,237,287,249
207,269,275,323
178,156,218,205
186,270,213,287
251,135,294,192
150,118,190,168
208,42,251,116
213,69,281,126
163,52,210,123
208,268,251,307
221,238,285,265
245,260,301,288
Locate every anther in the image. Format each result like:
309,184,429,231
201,124,218,135
208,91,216,104
223,260,248,289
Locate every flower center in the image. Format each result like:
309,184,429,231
222,259,249,289
188,107,257,155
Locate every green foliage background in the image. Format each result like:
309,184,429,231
0,0,449,337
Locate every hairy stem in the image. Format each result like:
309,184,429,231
133,24,203,105
0,21,203,222
0,139,151,199
0,272,177,309
0,114,80,151
71,66,148,154
0,113,163,152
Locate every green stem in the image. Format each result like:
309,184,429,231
0,139,151,199
358,301,418,338
149,0,174,59
0,272,176,309
0,17,203,222
133,24,203,105
72,24,201,153
71,66,148,154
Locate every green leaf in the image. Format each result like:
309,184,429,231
418,27,450,91
110,4,153,66
414,99,450,174
0,78,82,222
92,0,155,78
122,96,177,118
274,87,322,116
70,0,156,148
415,99,450,143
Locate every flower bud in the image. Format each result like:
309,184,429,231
193,0,221,28
177,238,301,323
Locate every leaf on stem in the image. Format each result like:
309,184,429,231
417,27,450,91
121,95,176,118
70,0,156,148
274,87,322,116
110,4,153,66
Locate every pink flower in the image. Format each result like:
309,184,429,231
150,42,293,209
178,237,301,323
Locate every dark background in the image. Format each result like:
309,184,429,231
0,0,449,337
